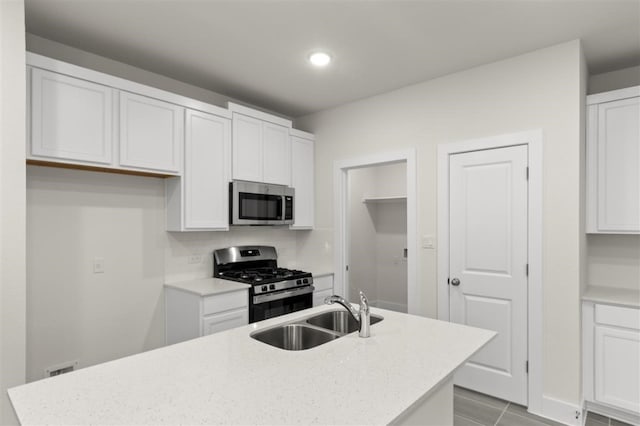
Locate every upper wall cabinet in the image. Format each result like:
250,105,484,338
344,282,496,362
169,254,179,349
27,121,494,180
229,103,292,186
119,91,184,174
290,130,315,229
166,109,231,231
586,86,640,234
26,53,232,177
30,68,114,165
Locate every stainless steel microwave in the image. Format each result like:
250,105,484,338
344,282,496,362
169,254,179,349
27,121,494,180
229,180,294,226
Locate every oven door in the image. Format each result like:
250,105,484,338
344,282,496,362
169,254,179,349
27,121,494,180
250,286,314,323
231,180,285,225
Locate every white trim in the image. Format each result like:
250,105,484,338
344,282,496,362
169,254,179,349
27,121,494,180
227,102,292,128
586,85,640,105
26,52,232,120
289,128,315,140
333,149,419,314
436,129,544,415
531,395,583,426
585,400,640,425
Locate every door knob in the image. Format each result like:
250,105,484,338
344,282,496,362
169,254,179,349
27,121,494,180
451,278,460,286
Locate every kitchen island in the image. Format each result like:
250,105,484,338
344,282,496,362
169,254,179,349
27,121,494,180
9,306,494,425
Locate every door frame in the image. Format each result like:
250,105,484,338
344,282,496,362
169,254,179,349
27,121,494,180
333,149,419,314
436,129,543,414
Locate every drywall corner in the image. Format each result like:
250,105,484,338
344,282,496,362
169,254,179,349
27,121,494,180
1,0,27,424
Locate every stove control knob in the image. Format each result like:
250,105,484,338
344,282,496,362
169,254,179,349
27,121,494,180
303,279,309,284
296,279,302,285
269,284,276,290
261,286,267,292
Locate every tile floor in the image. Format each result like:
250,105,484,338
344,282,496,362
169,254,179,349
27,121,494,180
453,386,633,426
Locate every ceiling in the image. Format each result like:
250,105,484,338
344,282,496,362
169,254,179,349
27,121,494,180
25,0,640,118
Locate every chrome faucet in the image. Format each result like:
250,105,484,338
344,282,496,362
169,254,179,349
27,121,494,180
324,291,371,338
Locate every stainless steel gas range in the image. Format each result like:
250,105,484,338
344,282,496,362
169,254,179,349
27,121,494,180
213,246,314,323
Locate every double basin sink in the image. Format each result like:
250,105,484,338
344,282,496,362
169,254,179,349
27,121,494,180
251,309,383,351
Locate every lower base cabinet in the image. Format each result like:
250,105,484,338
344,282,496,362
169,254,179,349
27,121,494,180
165,287,248,345
313,274,334,307
583,301,640,423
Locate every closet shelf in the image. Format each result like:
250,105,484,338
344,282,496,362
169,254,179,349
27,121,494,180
362,195,407,204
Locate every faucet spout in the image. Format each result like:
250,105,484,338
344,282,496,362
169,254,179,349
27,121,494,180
324,291,371,338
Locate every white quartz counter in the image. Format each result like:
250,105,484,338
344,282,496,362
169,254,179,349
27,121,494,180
583,285,640,308
9,306,494,425
164,277,250,296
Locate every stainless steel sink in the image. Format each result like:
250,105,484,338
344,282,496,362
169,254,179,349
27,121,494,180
251,323,339,351
306,310,383,334
250,309,384,351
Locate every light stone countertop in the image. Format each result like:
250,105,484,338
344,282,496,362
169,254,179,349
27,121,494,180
8,306,495,425
164,277,250,296
582,285,640,308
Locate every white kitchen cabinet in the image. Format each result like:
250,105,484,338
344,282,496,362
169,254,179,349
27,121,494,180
229,102,292,186
232,113,263,182
166,109,231,231
583,301,640,422
262,122,291,185
290,130,315,229
29,67,114,165
313,274,334,307
119,91,184,174
165,285,248,345
586,86,640,234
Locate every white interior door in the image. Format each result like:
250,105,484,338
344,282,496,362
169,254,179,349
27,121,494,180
449,145,528,405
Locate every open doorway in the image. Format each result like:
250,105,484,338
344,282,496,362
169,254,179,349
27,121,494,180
333,149,419,315
347,163,407,312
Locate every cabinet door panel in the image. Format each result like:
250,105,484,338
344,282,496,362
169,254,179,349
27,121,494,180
595,325,640,413
290,136,314,228
119,91,183,173
262,122,291,185
202,309,248,336
31,68,113,164
185,110,230,229
596,97,640,232
232,113,263,182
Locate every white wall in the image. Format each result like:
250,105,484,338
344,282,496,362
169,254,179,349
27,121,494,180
348,167,377,302
588,65,640,94
296,40,585,406
587,235,640,290
0,0,26,423
26,166,166,382
372,163,407,312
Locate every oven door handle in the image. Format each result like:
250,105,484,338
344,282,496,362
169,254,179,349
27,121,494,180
253,285,314,305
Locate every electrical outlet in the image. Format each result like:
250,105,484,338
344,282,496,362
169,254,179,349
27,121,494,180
187,254,202,264
93,257,105,274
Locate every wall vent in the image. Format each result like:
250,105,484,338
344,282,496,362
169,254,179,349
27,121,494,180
44,360,79,378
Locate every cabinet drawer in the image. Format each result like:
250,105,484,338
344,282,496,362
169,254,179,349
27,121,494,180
203,290,248,316
313,275,333,292
595,304,640,330
202,309,248,336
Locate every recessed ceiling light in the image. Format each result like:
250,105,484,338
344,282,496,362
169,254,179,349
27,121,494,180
309,52,331,67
